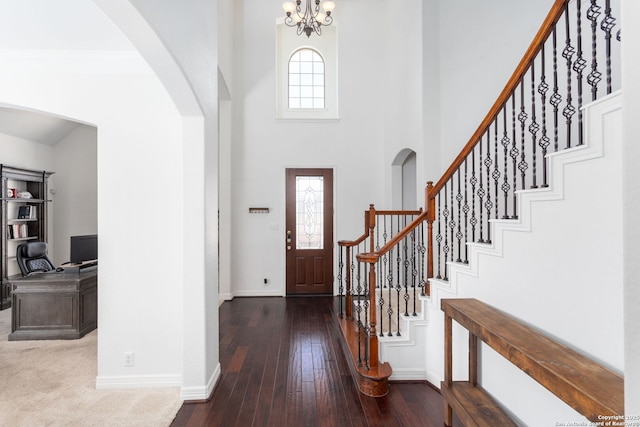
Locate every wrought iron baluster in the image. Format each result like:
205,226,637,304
419,222,426,296
463,158,470,263
456,170,463,262
470,149,478,239
538,45,551,188
442,183,450,281
493,117,501,221
477,143,485,243
601,0,615,94
362,265,370,369
587,0,602,101
449,178,456,261
410,229,417,316
355,260,363,367
530,64,540,188
338,246,344,317
573,0,586,146
402,221,409,319
436,194,442,279
518,81,529,190
484,130,493,244
563,4,576,149
387,243,393,336
510,95,519,219
551,26,562,152
501,105,511,218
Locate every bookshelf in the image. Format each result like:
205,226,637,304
1,165,53,310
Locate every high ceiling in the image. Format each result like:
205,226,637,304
0,0,136,146
0,107,88,146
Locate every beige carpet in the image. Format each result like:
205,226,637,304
0,308,182,427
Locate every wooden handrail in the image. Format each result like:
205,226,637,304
356,210,430,263
430,0,568,196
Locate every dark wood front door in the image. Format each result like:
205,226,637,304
285,168,334,295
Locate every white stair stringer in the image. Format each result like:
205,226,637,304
427,90,621,312
377,90,622,385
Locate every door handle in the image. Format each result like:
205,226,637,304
286,230,292,250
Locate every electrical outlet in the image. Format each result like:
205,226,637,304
124,351,134,367
263,278,268,285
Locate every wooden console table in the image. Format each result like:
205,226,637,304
8,267,97,340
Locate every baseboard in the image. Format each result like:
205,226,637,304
180,363,221,401
95,373,182,390
232,289,283,297
389,367,428,381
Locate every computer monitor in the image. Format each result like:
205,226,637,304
70,234,98,264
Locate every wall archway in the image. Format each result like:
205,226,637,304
391,148,417,210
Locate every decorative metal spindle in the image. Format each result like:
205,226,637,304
463,158,470,263
382,216,388,289
387,244,393,336
573,0,586,146
338,247,344,317
419,223,427,296
501,105,511,218
436,194,442,279
538,45,551,188
355,261,362,367
529,64,540,188
470,149,478,239
518,81,529,189
551,26,562,152
587,0,602,101
456,170,463,262
449,178,456,266
510,94,519,219
402,227,409,318
484,130,493,244
493,117,501,221
562,4,576,149
442,184,450,281
601,0,615,94
477,143,485,243
362,269,370,369
410,229,417,316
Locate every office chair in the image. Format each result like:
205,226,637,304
16,242,55,276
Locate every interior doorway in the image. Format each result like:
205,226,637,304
285,168,334,295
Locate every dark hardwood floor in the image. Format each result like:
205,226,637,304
170,296,452,427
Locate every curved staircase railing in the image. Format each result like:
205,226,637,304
336,0,620,398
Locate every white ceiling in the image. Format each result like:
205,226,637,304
0,107,87,146
0,0,136,146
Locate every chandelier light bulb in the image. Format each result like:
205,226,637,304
315,12,326,23
282,2,296,14
322,1,335,13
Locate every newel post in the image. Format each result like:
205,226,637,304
425,181,435,295
359,252,380,368
367,204,376,254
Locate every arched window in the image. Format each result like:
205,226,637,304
288,48,325,109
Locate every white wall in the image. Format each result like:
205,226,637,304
435,0,553,176
0,48,184,390
230,0,425,297
51,125,98,266
426,95,624,425
621,0,640,417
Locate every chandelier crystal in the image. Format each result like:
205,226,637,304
282,0,335,37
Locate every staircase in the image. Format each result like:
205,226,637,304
336,0,624,424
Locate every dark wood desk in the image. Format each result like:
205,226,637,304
8,267,97,341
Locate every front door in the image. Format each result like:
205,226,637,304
285,168,334,295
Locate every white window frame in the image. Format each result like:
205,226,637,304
276,21,339,121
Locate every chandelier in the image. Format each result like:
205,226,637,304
282,1,335,38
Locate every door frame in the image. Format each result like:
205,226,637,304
283,166,336,296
